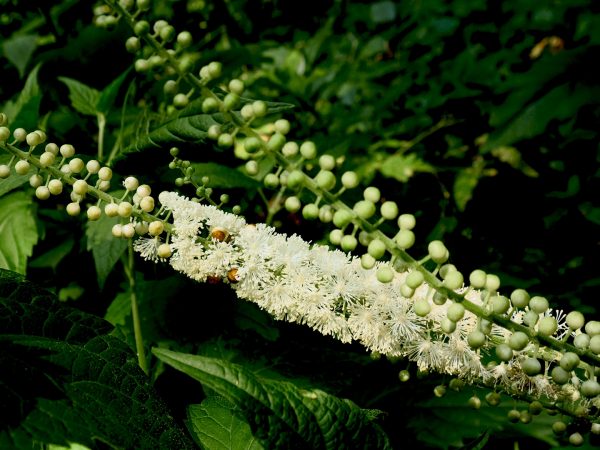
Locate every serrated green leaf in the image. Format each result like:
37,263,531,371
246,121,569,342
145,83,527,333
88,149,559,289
379,153,435,182
97,68,131,114
58,77,100,117
2,64,42,130
2,34,38,78
192,162,260,189
85,214,128,288
153,348,392,450
0,269,194,449
187,397,264,450
0,191,38,275
121,97,294,156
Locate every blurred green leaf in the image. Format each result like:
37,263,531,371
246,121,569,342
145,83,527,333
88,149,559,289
2,34,38,78
97,69,131,114
0,191,38,275
29,238,74,271
2,64,42,130
380,154,435,182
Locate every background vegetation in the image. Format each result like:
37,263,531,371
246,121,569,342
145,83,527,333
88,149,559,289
1,0,599,448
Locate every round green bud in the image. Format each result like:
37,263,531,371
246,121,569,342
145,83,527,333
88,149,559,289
519,411,532,424
332,209,353,228
223,93,240,111
274,119,291,135
240,104,254,120
176,30,192,47
529,296,549,314
318,205,333,223
206,61,221,78
400,284,415,298
581,379,600,398
467,330,486,349
508,331,529,351
433,385,446,398
479,319,493,335
282,142,299,157
315,170,336,191
560,352,580,371
205,126,220,141
173,93,189,108
319,154,335,171
300,141,317,159
363,186,380,203
439,264,456,279
449,378,465,392
491,295,510,314
468,396,481,409
507,409,520,423
441,317,457,334
341,171,359,189
566,311,585,330
397,213,416,230
406,271,424,289
202,97,219,113
447,303,465,322
252,100,268,118
523,310,539,327
414,298,431,317
469,270,487,288
591,423,600,435
585,320,600,336
569,432,584,447
573,333,590,350
380,201,398,220
228,79,244,95
329,229,343,245
428,240,448,264
485,392,501,406
510,289,530,308
433,292,447,306
267,132,286,152
495,343,513,361
358,230,371,246
29,174,42,188
538,316,558,336
395,229,415,249
361,253,376,270
340,235,357,252
264,173,280,189
217,133,233,148
522,357,541,376
443,271,464,290
528,401,543,415
398,370,410,382
48,179,63,195
485,274,500,292
133,20,150,35
284,196,301,213
367,239,386,260
353,200,376,219
245,160,258,176
14,160,30,175
551,366,570,384
589,335,600,354
376,266,394,283
244,136,262,154
552,421,567,434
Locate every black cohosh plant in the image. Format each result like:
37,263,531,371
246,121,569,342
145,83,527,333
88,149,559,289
1,0,599,447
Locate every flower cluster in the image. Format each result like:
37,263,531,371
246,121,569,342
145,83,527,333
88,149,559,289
148,191,599,414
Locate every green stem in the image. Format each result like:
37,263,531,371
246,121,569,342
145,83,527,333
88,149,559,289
97,112,106,162
123,242,148,375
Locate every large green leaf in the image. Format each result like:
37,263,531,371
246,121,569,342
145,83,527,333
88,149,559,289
0,154,35,197
1,34,38,78
1,64,42,130
187,397,264,450
153,348,392,450
121,97,295,155
58,77,100,117
85,214,128,288
0,269,193,449
0,191,38,275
